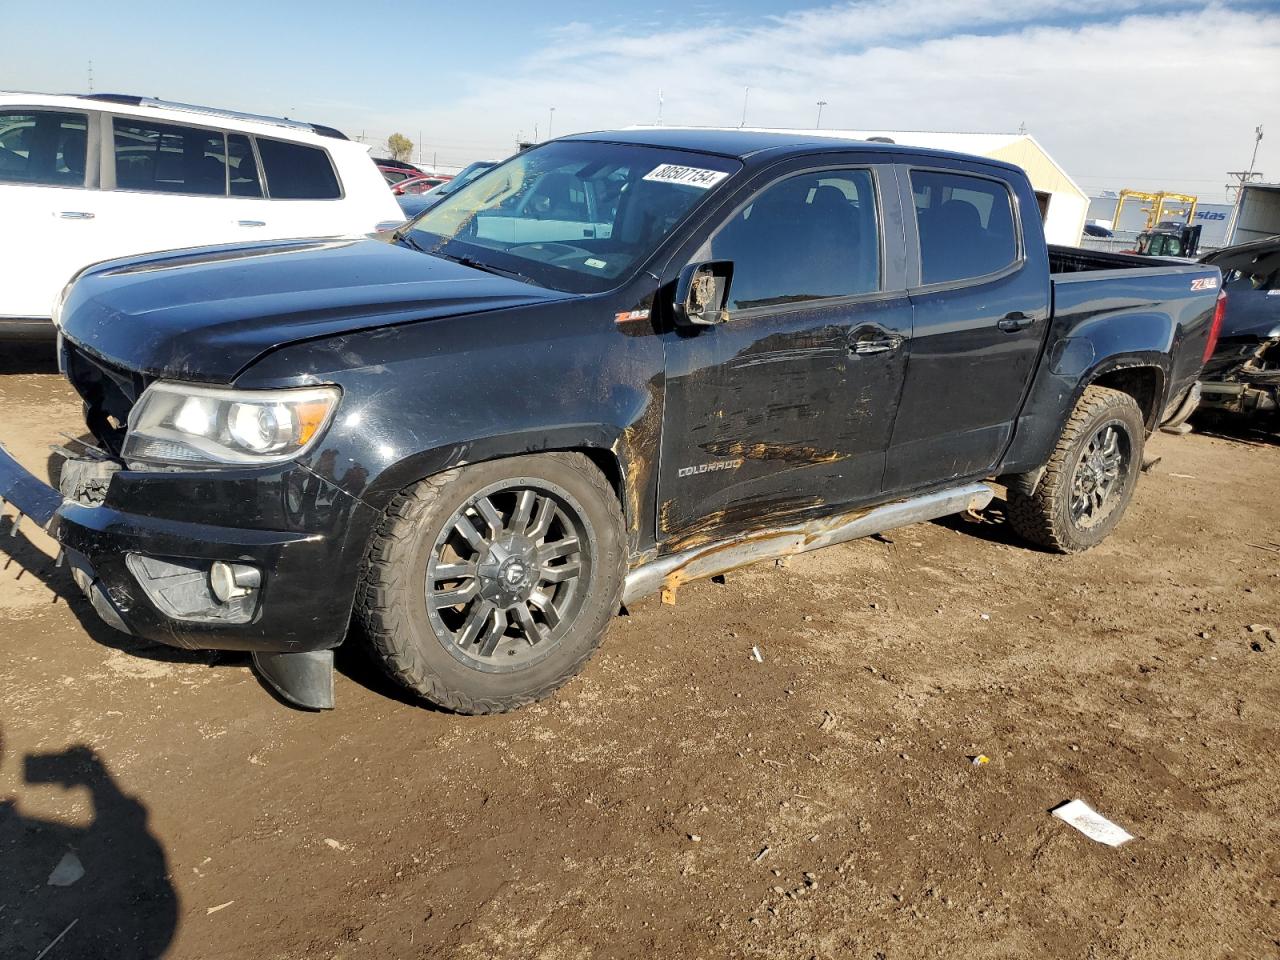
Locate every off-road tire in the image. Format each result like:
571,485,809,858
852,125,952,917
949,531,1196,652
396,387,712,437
355,453,625,714
1006,386,1145,553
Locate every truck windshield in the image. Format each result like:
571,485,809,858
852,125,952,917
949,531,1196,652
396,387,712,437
405,141,741,294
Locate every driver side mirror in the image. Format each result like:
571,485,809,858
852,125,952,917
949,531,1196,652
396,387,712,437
674,260,734,327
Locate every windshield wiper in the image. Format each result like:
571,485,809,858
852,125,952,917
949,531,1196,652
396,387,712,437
435,252,539,286
393,228,426,250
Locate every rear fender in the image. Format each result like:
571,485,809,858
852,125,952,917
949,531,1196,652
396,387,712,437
1000,307,1177,476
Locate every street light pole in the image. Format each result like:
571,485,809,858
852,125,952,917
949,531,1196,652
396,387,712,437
816,100,828,128
548,106,556,139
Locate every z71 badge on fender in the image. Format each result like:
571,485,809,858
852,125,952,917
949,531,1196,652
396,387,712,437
1190,277,1218,291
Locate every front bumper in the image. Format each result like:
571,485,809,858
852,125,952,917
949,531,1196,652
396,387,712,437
1,440,378,656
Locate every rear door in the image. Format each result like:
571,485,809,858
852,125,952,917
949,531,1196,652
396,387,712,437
883,164,1050,492
657,158,913,545
91,115,265,264
0,107,96,319
253,135,348,238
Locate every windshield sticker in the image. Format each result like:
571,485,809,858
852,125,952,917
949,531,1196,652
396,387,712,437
584,258,608,270
643,164,730,190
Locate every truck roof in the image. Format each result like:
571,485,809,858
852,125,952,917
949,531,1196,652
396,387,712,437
565,126,1025,174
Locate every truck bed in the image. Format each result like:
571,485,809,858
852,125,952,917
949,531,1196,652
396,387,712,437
1047,244,1192,274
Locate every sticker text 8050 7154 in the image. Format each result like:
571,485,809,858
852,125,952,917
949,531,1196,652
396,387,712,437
642,164,730,190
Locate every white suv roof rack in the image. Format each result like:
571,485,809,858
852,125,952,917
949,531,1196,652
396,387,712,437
71,93,349,140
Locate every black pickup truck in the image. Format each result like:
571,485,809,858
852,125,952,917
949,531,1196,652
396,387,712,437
0,130,1225,712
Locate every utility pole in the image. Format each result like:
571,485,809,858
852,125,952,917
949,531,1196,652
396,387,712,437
815,100,827,128
739,87,750,128
1226,124,1265,199
87,60,94,93
548,106,556,139
657,90,664,126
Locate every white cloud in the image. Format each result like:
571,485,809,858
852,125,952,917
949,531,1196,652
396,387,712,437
374,0,1279,200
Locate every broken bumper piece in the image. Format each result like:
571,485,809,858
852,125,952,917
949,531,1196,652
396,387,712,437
0,441,359,710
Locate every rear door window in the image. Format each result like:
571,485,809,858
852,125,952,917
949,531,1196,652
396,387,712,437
911,170,1018,285
256,138,340,199
226,134,262,198
0,110,89,186
113,118,228,195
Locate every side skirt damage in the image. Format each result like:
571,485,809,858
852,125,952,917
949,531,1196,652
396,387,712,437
623,482,995,606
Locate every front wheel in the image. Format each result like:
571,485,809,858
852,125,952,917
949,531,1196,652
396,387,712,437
1006,386,1145,553
356,453,626,713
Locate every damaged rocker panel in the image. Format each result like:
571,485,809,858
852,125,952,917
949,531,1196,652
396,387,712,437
622,481,994,606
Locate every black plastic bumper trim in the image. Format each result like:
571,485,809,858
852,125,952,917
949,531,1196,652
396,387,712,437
0,441,64,528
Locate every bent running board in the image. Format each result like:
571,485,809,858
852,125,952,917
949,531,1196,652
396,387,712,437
623,482,994,606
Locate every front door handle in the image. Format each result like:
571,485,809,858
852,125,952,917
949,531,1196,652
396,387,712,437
852,338,902,355
238,220,266,227
997,311,1036,332
58,211,95,220
849,325,904,355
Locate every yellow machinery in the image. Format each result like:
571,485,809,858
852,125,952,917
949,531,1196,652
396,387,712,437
1112,190,1199,232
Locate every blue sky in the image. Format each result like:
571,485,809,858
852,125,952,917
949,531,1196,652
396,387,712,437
5,0,1278,199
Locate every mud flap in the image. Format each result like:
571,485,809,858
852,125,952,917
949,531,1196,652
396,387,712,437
252,650,335,711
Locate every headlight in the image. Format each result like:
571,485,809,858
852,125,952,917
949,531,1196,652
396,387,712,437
123,382,340,466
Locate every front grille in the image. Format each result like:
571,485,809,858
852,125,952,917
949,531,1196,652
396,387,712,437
60,340,150,456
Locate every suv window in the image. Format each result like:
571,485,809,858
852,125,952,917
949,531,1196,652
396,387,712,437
911,170,1017,285
257,138,340,199
113,118,228,195
226,134,262,198
710,168,880,310
0,110,88,186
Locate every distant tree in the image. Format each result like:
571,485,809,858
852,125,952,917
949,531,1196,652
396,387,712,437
386,133,413,162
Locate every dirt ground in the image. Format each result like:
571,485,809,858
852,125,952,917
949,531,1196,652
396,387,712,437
1,343,1277,960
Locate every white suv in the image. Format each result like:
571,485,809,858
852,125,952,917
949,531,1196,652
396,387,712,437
0,92,405,337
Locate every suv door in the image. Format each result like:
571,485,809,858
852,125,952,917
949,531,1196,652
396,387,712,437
0,107,96,321
657,160,912,546
883,164,1050,492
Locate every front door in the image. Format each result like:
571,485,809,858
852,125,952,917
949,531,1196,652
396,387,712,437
883,164,1051,492
657,162,912,546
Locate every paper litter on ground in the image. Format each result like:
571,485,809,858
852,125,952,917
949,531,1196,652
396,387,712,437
1051,799,1134,846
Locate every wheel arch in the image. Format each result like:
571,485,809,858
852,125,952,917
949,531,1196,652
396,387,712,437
1083,358,1168,432
361,427,630,527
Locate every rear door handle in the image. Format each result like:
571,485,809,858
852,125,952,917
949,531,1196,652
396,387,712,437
58,211,95,220
238,220,266,227
997,311,1037,332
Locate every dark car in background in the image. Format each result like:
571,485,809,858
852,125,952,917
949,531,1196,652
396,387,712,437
374,157,425,184
1195,236,1280,420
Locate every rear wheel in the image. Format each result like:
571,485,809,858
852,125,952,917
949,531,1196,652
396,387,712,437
1007,386,1145,553
356,453,625,713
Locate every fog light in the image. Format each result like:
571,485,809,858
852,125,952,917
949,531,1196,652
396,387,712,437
210,561,261,603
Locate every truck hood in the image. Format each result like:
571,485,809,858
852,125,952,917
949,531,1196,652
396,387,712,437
59,237,572,382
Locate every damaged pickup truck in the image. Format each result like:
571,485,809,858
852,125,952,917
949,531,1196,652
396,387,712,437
0,130,1225,712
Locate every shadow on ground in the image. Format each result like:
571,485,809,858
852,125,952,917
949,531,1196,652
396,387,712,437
0,737,179,958
0,341,58,376
1189,409,1280,447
